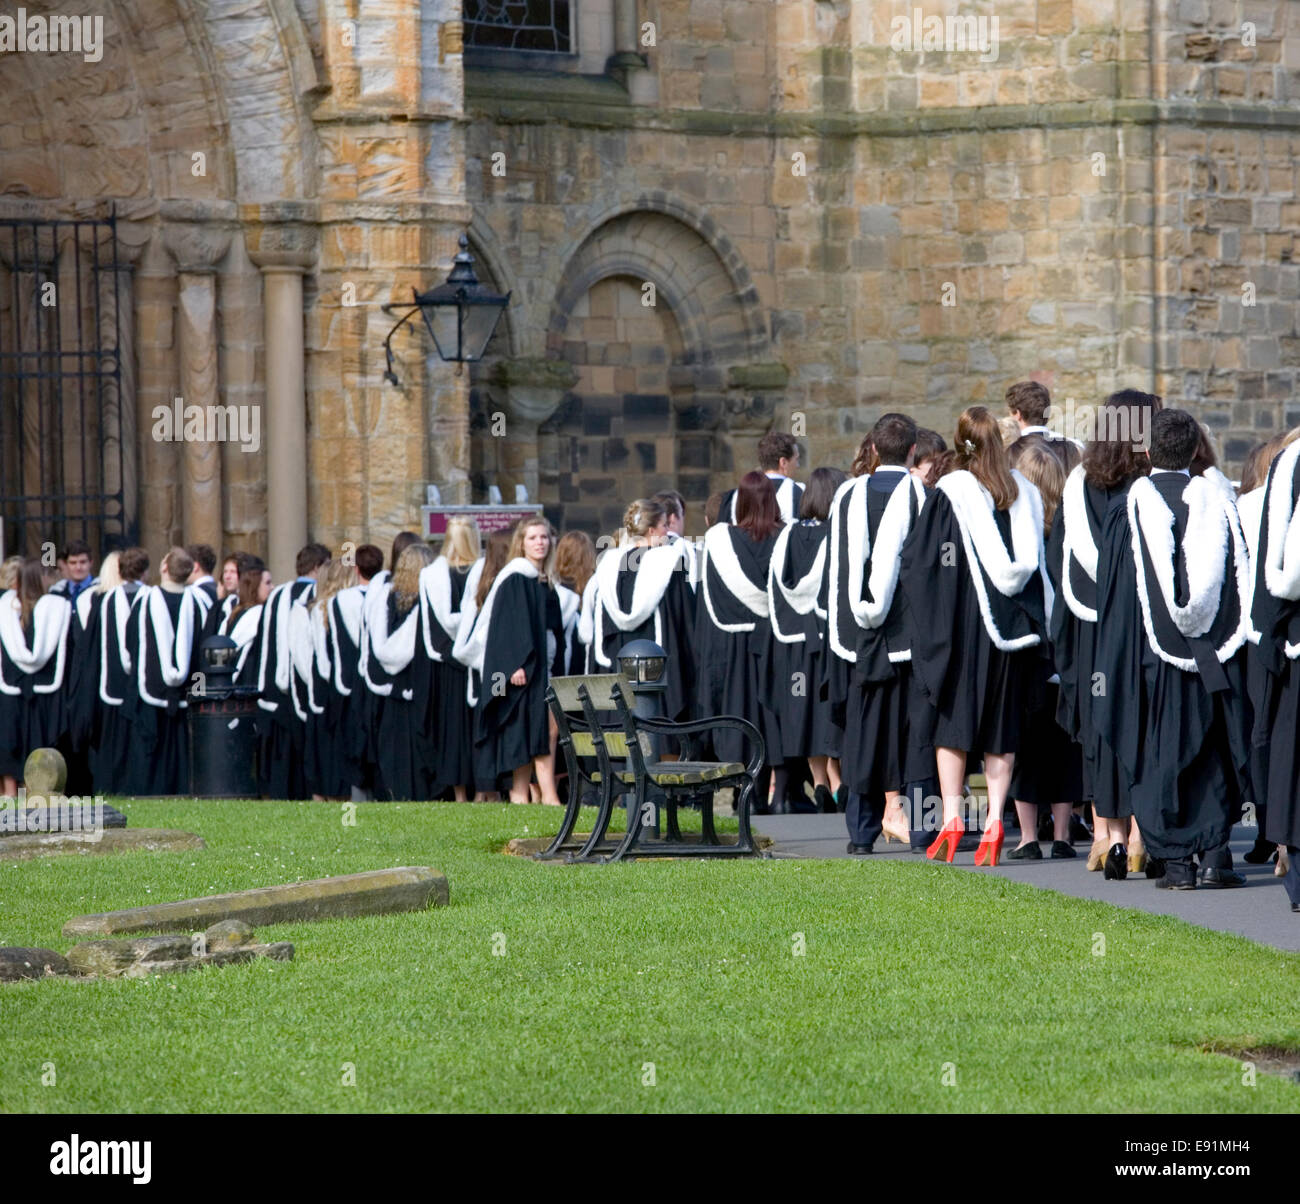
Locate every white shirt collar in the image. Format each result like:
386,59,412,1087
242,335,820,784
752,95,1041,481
1150,467,1191,478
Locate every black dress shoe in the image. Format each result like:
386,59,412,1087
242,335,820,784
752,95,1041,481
769,797,789,816
815,785,836,814
846,842,873,856
1145,857,1165,880
835,785,848,814
1006,841,1042,861
1200,867,1246,888
1051,840,1077,859
1103,843,1128,880
1243,837,1275,865
1154,873,1196,891
1068,815,1093,843
956,833,981,853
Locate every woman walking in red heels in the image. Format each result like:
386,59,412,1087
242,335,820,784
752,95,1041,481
899,407,1052,867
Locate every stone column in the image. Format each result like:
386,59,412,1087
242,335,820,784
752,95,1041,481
246,211,317,583
163,208,234,554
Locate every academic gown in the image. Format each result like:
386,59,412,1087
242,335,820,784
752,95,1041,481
831,470,934,797
320,588,366,797
558,576,591,676
422,563,475,791
63,587,104,792
767,519,841,757
250,579,315,800
1094,471,1251,860
1249,445,1300,849
900,472,1050,761
592,542,696,722
473,570,554,782
1046,472,1134,817
0,592,72,780
695,525,781,766
131,587,200,795
374,592,436,801
88,583,144,793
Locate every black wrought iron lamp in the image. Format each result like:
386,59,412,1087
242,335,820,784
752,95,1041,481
382,234,510,384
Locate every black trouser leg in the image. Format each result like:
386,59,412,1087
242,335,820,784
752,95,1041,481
1284,847,1300,908
1200,841,1234,871
845,790,884,848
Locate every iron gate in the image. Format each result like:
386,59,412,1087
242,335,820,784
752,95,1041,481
0,209,133,560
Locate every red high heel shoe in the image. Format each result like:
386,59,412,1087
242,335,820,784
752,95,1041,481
926,816,965,863
974,820,1004,867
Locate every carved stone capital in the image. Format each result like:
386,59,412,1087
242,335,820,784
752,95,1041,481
161,198,238,274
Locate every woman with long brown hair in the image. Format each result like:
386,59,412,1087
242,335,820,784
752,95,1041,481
1004,436,1086,862
697,470,784,807
554,530,597,674
900,406,1052,867
455,517,564,804
1049,390,1162,877
0,559,73,796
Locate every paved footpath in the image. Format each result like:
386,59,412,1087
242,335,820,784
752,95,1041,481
753,813,1300,954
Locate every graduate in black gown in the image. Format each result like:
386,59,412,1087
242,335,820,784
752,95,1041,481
420,517,481,801
589,498,697,721
718,431,805,525
250,543,330,799
1002,436,1088,863
85,548,148,794
64,551,116,796
294,559,357,799
900,406,1052,867
130,548,209,795
1044,392,1162,876
696,471,783,790
456,518,563,804
370,542,437,801
0,560,72,793
1248,430,1300,909
767,467,845,814
553,530,595,676
224,558,271,676
1095,408,1252,890
828,416,933,851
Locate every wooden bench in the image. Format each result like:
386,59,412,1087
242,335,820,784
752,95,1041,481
542,674,765,863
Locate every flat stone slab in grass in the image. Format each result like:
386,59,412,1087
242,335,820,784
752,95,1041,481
0,947,70,981
66,928,294,978
0,828,203,862
0,801,128,837
62,866,450,938
504,833,773,859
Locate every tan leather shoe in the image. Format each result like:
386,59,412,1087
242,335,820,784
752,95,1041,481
1086,840,1109,872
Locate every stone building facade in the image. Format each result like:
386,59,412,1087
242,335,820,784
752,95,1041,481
1,0,1297,566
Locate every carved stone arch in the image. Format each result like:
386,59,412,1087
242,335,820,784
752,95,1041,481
467,213,523,359
548,196,767,359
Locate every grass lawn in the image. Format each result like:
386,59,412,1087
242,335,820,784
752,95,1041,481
2,798,1299,1113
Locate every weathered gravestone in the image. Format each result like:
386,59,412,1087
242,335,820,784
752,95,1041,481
0,947,70,981
23,748,67,796
63,866,450,938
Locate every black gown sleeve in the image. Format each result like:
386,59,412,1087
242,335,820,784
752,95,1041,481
1092,498,1145,783
899,489,963,706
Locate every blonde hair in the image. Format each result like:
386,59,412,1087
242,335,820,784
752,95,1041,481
622,498,667,542
956,406,1019,511
506,517,554,580
0,556,22,592
1008,440,1065,533
313,559,357,632
392,542,435,614
96,551,123,593
442,516,481,569
997,416,1021,447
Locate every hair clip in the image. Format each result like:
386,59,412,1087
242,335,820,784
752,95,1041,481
963,438,976,454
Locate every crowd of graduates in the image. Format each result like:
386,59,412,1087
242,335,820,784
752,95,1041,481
3,383,1299,913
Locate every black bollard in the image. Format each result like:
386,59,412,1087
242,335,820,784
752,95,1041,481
188,636,260,799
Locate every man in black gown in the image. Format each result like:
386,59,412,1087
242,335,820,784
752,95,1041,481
1094,409,1251,890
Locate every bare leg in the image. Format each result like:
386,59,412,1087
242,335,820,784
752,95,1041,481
1014,800,1039,848
1051,802,1074,843
533,753,560,804
454,785,467,802
983,752,1014,826
935,747,967,825
808,756,830,790
827,757,842,795
3,774,18,797
883,789,909,840
509,765,532,804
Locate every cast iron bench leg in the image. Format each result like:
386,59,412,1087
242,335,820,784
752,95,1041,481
733,774,757,855
605,781,647,862
569,780,622,862
700,791,719,845
536,782,585,859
